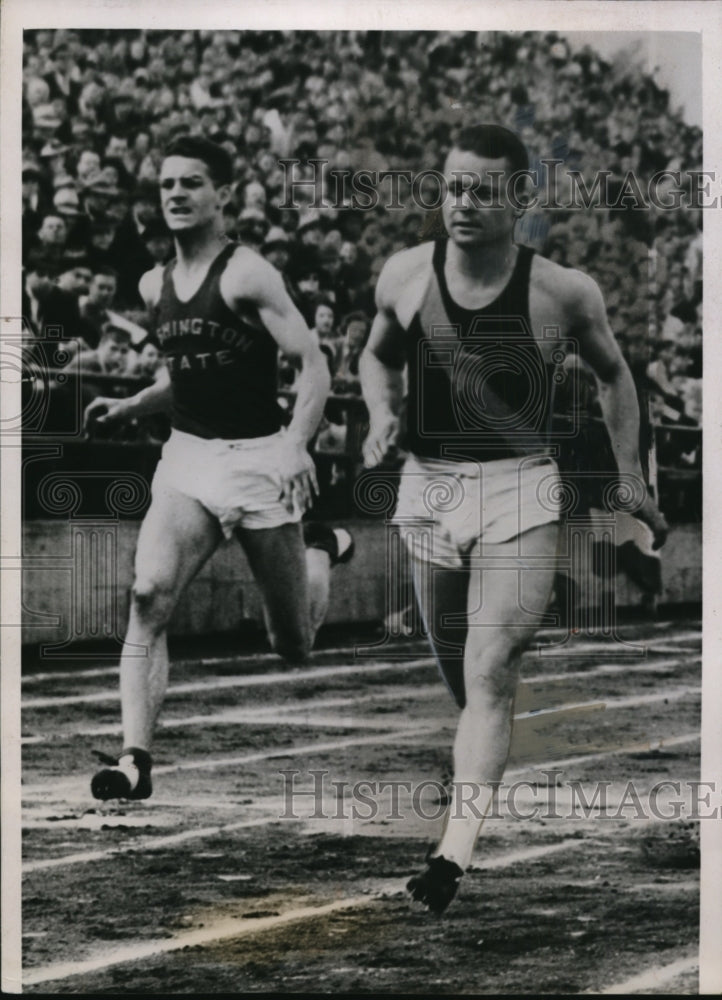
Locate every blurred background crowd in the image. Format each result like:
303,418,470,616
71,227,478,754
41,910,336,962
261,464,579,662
21,28,702,466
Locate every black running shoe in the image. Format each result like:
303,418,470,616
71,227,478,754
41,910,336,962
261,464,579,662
303,523,355,566
407,853,464,914
91,747,153,801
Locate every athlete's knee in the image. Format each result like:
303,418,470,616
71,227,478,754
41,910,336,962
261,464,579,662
464,633,525,704
130,579,176,633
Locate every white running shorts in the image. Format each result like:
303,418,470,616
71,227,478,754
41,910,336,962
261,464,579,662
392,453,562,567
151,428,303,538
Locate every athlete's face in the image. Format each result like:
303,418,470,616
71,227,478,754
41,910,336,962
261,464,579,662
442,149,523,248
159,156,230,233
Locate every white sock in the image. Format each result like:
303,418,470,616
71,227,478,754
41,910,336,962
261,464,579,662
116,753,141,792
434,782,495,870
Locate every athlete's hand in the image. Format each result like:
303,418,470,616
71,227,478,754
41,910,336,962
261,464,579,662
83,396,130,433
634,492,669,550
362,415,401,468
277,440,318,515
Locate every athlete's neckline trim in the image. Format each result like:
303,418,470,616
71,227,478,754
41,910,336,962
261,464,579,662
168,241,235,306
434,238,532,317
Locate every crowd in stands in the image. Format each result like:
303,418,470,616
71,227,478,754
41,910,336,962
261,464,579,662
21,28,702,463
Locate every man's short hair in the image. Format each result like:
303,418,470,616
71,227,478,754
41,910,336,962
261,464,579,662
452,124,529,174
314,296,335,313
162,135,234,187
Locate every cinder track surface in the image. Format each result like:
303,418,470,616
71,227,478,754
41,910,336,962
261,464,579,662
20,618,702,994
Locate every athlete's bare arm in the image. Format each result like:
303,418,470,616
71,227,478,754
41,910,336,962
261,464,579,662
359,247,428,468
223,247,331,512
83,267,172,431
563,267,669,548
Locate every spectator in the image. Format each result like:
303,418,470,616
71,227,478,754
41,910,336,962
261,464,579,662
318,244,351,316
53,184,82,220
333,311,371,395
67,323,133,375
112,180,161,306
34,213,68,258
78,267,119,348
130,336,165,380
39,138,72,188
22,248,83,344
55,254,92,299
296,211,325,250
310,298,339,366
75,149,101,187
22,161,47,247
140,219,173,267
43,41,82,113
52,186,86,247
236,208,268,250
291,260,323,325
646,339,687,423
19,27,701,474
80,174,126,226
261,226,291,275
84,219,120,270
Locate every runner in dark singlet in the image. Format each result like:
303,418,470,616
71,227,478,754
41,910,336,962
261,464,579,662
84,136,352,802
360,123,668,913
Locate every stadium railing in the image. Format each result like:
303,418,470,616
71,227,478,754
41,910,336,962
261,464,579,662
22,372,701,523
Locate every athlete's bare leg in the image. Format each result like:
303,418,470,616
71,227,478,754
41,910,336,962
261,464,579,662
121,486,222,749
413,522,559,870
236,522,331,663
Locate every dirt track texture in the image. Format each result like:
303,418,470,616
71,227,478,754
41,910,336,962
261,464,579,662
20,618,702,994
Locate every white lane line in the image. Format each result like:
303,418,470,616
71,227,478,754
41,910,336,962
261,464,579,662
22,683,700,801
531,655,699,686
537,631,700,657
21,626,701,687
507,732,700,777
643,645,700,655
21,658,436,710
23,837,588,986
22,650,700,717
22,732,700,871
23,816,279,872
22,726,441,801
515,684,700,722
470,838,586,871
597,953,698,994
26,689,445,741
21,665,701,748
22,681,700,801
22,895,373,987
20,643,429,685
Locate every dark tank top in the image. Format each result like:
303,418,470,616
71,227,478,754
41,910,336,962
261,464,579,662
154,243,283,439
404,239,555,462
